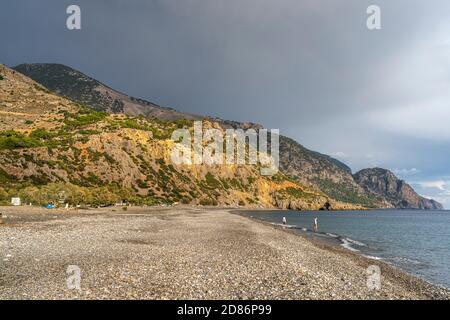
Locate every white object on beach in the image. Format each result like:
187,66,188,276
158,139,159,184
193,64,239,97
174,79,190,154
11,197,21,206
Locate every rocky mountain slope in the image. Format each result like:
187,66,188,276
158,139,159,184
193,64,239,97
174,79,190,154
1,64,362,210
11,63,443,210
13,63,203,120
353,168,443,210
278,136,376,207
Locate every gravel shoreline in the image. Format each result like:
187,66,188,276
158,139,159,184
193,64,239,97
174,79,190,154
0,206,449,300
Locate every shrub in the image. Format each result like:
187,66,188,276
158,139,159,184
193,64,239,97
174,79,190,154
30,128,54,140
78,129,100,135
0,187,8,201
0,130,41,149
181,197,191,204
284,187,311,199
0,168,13,184
103,153,116,164
200,198,216,206
136,179,148,188
119,119,145,130
64,110,107,128
6,183,150,207
205,172,221,189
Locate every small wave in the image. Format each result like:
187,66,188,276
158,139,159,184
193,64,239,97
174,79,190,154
340,238,360,252
326,233,338,238
270,222,297,229
344,237,367,247
390,256,427,266
363,255,383,261
290,226,308,232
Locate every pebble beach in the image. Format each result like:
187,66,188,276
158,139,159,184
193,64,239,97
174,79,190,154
0,206,448,300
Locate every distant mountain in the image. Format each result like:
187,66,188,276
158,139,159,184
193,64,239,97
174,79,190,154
13,63,203,121
12,63,443,210
278,136,377,207
353,168,443,210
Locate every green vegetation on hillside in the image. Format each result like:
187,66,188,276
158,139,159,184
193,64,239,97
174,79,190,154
64,107,108,128
205,172,221,189
314,179,376,207
0,63,386,210
13,64,126,113
278,136,381,206
0,168,13,184
0,183,159,207
283,187,315,199
109,117,192,140
0,106,185,153
0,131,42,149
0,128,73,150
0,107,199,206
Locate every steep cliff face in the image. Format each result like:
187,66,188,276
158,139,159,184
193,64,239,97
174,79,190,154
279,136,378,207
353,168,443,210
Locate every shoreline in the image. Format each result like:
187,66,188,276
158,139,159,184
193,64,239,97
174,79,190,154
1,205,449,299
232,209,450,297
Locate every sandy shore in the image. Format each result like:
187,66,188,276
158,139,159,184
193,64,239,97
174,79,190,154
0,206,448,300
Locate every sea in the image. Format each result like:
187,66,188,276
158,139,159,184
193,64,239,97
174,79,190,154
241,209,450,289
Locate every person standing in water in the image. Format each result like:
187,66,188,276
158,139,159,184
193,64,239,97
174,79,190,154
282,216,287,225
313,217,318,232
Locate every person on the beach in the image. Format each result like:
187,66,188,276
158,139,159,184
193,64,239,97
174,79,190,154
282,216,287,225
314,217,318,232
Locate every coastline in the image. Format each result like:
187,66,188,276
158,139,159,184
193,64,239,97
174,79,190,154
0,205,449,300
233,209,450,298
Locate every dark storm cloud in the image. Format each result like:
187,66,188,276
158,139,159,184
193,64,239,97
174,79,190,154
1,0,450,206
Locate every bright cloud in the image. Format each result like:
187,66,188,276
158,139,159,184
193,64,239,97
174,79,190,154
413,179,450,209
333,151,349,159
392,168,420,177
417,180,448,191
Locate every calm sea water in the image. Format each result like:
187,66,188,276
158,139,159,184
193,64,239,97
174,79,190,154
241,210,450,289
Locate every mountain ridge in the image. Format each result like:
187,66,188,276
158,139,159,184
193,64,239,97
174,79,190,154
1,63,362,210
13,63,203,120
9,63,443,210
353,168,443,210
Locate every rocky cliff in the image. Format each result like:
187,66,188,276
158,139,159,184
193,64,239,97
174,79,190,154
353,168,443,210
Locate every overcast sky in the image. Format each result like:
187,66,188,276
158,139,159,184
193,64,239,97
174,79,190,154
1,0,450,207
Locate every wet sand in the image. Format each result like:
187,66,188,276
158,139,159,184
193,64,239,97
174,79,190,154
0,206,448,300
